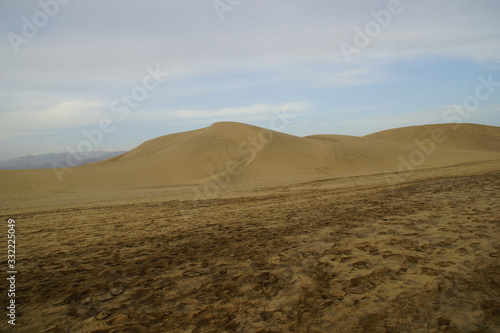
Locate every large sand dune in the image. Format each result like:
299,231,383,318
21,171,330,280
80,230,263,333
61,122,500,183
1,122,499,210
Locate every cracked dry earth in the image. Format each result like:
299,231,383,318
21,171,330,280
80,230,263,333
1,170,500,332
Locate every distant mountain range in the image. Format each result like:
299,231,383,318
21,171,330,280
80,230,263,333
0,151,127,169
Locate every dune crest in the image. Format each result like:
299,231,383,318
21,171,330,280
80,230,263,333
365,123,500,152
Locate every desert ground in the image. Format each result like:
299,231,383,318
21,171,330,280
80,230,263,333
1,123,499,332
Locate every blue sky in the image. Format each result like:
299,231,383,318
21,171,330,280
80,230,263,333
1,0,499,159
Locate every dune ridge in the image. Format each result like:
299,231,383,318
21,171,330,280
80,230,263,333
365,123,500,152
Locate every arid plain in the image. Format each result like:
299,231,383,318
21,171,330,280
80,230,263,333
1,122,499,332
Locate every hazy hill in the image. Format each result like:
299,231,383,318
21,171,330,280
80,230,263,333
0,151,127,169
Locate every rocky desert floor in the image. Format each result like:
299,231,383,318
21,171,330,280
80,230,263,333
1,163,500,332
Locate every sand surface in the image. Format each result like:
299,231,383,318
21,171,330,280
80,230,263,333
0,123,499,332
0,161,499,332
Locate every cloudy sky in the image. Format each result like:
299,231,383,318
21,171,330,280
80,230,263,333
1,0,500,159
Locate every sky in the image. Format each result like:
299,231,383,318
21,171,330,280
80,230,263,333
1,0,500,159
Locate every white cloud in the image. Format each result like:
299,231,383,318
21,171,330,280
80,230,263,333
2,1,499,88
0,99,107,140
176,102,312,119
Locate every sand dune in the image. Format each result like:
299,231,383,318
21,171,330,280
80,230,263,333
365,123,500,152
74,122,500,184
1,122,499,208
